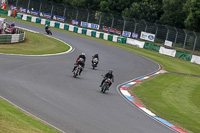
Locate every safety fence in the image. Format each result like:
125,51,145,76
9,12,200,65
5,0,200,53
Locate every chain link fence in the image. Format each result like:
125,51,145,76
7,0,200,53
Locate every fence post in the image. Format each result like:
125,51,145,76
154,23,158,37
133,18,137,33
86,9,90,22
193,31,197,53
122,16,126,31
63,4,66,17
174,27,178,47
50,2,54,15
111,14,114,28
75,7,78,20
39,2,42,12
98,14,102,26
16,0,18,7
27,0,31,9
144,20,147,32
165,25,169,40
183,29,187,49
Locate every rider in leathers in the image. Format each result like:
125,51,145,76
72,58,85,75
76,53,86,68
100,70,114,88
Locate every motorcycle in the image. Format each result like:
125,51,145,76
46,28,52,35
101,78,111,93
73,65,82,78
92,58,98,69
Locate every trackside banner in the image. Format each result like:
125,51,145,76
81,21,99,30
72,20,79,25
39,12,52,19
122,31,131,37
26,9,39,16
10,5,17,10
81,21,88,27
19,7,27,13
140,31,155,42
52,15,66,22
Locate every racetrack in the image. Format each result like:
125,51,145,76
0,20,176,133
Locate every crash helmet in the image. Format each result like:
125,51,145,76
108,69,113,74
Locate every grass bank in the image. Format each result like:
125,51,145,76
0,98,59,133
2,15,200,132
133,74,200,133
0,30,70,55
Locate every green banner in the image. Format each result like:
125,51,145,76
175,51,192,61
144,42,160,52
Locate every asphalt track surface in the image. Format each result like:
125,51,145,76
0,20,176,133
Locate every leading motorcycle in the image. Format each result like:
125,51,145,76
101,78,111,93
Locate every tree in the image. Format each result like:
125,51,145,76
122,0,163,22
184,0,200,31
99,0,132,14
159,0,187,28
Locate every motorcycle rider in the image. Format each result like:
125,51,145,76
72,58,84,75
45,25,50,34
92,53,99,66
76,53,86,68
100,69,114,88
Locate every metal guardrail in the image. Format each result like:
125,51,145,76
6,0,200,53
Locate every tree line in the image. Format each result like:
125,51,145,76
49,0,200,32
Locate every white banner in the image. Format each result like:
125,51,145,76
159,47,176,57
81,21,100,30
164,40,173,47
140,31,155,42
191,55,200,65
126,38,145,48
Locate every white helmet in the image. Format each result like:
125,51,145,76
82,53,85,55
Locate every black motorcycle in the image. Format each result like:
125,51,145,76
46,28,52,35
73,65,82,78
92,58,98,69
101,78,111,93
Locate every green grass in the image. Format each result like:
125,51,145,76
0,98,59,133
133,74,200,133
1,14,200,133
0,31,70,55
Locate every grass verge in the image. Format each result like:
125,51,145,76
0,98,59,133
133,74,200,133
0,30,70,55
2,15,200,132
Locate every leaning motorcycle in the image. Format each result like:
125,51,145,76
73,65,82,78
92,58,98,69
101,78,111,93
46,28,52,35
